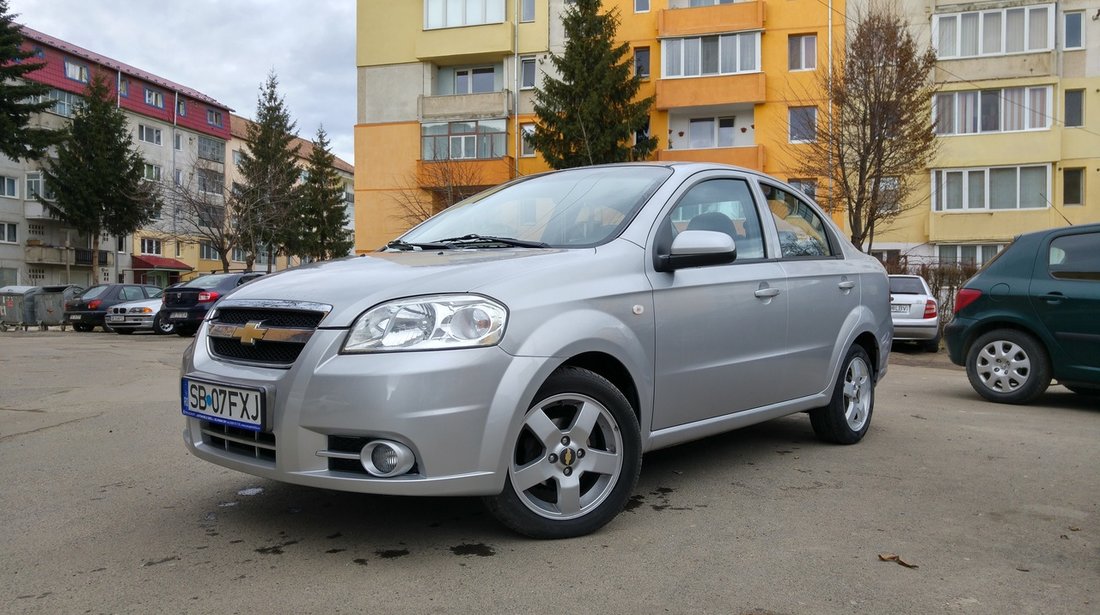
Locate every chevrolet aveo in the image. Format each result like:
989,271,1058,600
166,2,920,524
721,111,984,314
181,163,892,538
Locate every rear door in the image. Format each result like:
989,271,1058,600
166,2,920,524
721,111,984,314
1029,230,1100,377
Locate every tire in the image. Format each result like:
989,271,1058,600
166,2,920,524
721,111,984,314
72,323,93,332
483,366,641,539
810,345,875,444
1065,385,1100,397
153,313,175,335
114,328,133,335
965,329,1051,405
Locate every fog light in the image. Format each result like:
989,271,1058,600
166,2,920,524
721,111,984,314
360,440,415,477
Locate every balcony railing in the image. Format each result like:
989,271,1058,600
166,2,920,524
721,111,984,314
24,245,114,268
656,73,766,110
420,90,513,121
659,1,764,38
658,145,765,170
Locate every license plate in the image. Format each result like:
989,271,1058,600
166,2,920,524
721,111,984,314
181,378,265,431
107,314,124,322
891,304,909,314
70,314,81,320
170,312,187,319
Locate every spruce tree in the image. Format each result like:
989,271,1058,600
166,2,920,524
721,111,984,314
527,0,655,169
41,74,160,275
291,126,353,261
234,71,300,271
0,0,59,160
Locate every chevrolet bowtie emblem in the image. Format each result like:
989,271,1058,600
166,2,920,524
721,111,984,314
233,321,268,346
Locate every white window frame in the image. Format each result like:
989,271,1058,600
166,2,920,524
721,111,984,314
788,34,816,71
634,47,650,79
933,4,1054,59
635,0,650,13
140,238,162,255
455,66,495,94
1063,11,1084,50
937,244,1004,266
64,59,89,83
520,57,537,89
686,116,736,149
520,123,536,157
933,86,1052,135
521,0,535,22
931,164,1051,211
206,109,224,127
199,241,219,260
138,124,162,145
144,88,164,109
788,106,817,143
1,222,17,244
1,175,17,198
662,32,761,78
424,0,506,30
143,163,162,182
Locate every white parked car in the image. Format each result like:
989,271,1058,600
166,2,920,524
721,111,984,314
105,290,175,335
888,274,940,352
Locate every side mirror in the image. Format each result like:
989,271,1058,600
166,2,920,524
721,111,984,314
655,230,737,272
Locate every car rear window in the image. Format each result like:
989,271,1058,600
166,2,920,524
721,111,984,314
79,286,109,299
181,274,236,289
889,277,926,294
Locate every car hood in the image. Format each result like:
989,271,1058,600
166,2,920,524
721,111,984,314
111,298,163,311
219,248,573,327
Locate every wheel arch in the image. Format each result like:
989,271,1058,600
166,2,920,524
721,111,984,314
556,352,641,423
960,319,1052,369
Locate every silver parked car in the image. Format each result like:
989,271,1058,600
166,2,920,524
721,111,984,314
180,163,892,538
105,290,176,335
888,274,940,352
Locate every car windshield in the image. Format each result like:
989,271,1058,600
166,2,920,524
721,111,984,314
182,274,236,289
149,288,164,298
889,277,926,294
399,166,673,249
79,285,109,300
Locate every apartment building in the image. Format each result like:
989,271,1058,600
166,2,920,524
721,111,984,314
872,0,1100,265
1,26,233,288
354,0,844,251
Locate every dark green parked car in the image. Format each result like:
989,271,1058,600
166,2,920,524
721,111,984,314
945,223,1100,404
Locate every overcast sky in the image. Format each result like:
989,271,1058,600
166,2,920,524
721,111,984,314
9,0,357,164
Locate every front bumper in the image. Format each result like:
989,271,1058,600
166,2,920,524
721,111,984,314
182,327,548,497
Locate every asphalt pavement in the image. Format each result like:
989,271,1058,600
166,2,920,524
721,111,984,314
1,329,1097,614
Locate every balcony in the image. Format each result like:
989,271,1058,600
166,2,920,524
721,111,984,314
416,21,514,63
416,157,515,190
658,145,765,170
25,245,114,268
656,73,765,110
659,1,764,38
24,200,53,219
420,90,513,121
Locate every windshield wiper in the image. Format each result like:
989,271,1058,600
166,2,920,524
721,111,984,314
434,234,550,248
384,239,453,251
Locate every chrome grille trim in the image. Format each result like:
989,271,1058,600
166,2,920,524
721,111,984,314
205,299,332,367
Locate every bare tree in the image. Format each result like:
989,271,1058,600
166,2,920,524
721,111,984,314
149,159,235,272
788,7,938,252
390,158,490,227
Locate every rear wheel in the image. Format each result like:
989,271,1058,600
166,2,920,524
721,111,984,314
484,367,641,539
153,313,175,335
72,323,93,332
810,345,875,444
965,329,1050,404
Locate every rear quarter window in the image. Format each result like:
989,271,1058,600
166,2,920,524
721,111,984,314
1048,232,1100,281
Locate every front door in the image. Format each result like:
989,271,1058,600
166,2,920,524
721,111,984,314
1030,230,1100,379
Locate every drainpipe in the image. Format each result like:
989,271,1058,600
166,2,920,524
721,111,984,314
513,0,521,178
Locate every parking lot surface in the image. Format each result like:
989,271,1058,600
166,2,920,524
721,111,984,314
1,330,1097,614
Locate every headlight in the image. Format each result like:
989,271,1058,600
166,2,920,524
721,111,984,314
342,294,507,353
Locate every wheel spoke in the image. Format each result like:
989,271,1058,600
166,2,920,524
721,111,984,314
569,400,601,442
581,449,619,476
511,458,556,492
524,408,562,447
556,476,582,516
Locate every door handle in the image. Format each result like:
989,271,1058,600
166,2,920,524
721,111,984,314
754,288,781,298
838,280,856,290
1041,292,1065,304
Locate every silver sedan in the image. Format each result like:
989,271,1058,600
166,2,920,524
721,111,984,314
179,163,892,538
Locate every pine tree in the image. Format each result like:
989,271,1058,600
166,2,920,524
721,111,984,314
234,71,300,271
290,126,353,260
0,0,59,160
41,74,160,276
527,0,655,169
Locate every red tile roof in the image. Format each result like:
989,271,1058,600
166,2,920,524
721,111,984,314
230,114,354,174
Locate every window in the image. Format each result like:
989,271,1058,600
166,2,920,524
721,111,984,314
119,78,129,97
177,98,187,117
1,176,16,198
174,133,183,150
788,179,817,200
687,117,735,148
144,88,164,109
789,107,817,142
938,244,1003,266
232,247,247,262
143,163,161,182
634,47,650,79
140,238,162,255
761,183,833,258
25,172,53,200
233,150,243,165
934,86,1051,135
175,241,183,258
521,0,535,21
635,0,649,12
934,5,1053,59
1,223,16,243
174,169,183,186
64,59,89,83
199,241,220,260
877,177,901,212
932,165,1049,211
662,32,759,77
1063,11,1083,49
520,57,536,89
424,0,505,29
421,119,507,160
788,34,816,71
206,109,223,127
138,124,162,145
35,88,82,118
455,67,495,94
197,169,224,194
668,178,765,259
521,123,536,157
1063,168,1083,206
1064,89,1083,127
197,136,225,163
1048,233,1100,281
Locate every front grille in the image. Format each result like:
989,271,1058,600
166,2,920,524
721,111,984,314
207,305,327,367
200,421,276,463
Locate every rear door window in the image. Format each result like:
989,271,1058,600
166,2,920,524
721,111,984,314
1048,232,1100,281
760,183,835,258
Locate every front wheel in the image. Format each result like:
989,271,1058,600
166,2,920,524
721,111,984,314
153,313,175,335
72,323,93,332
810,345,875,444
965,329,1051,404
175,325,197,337
484,367,641,539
